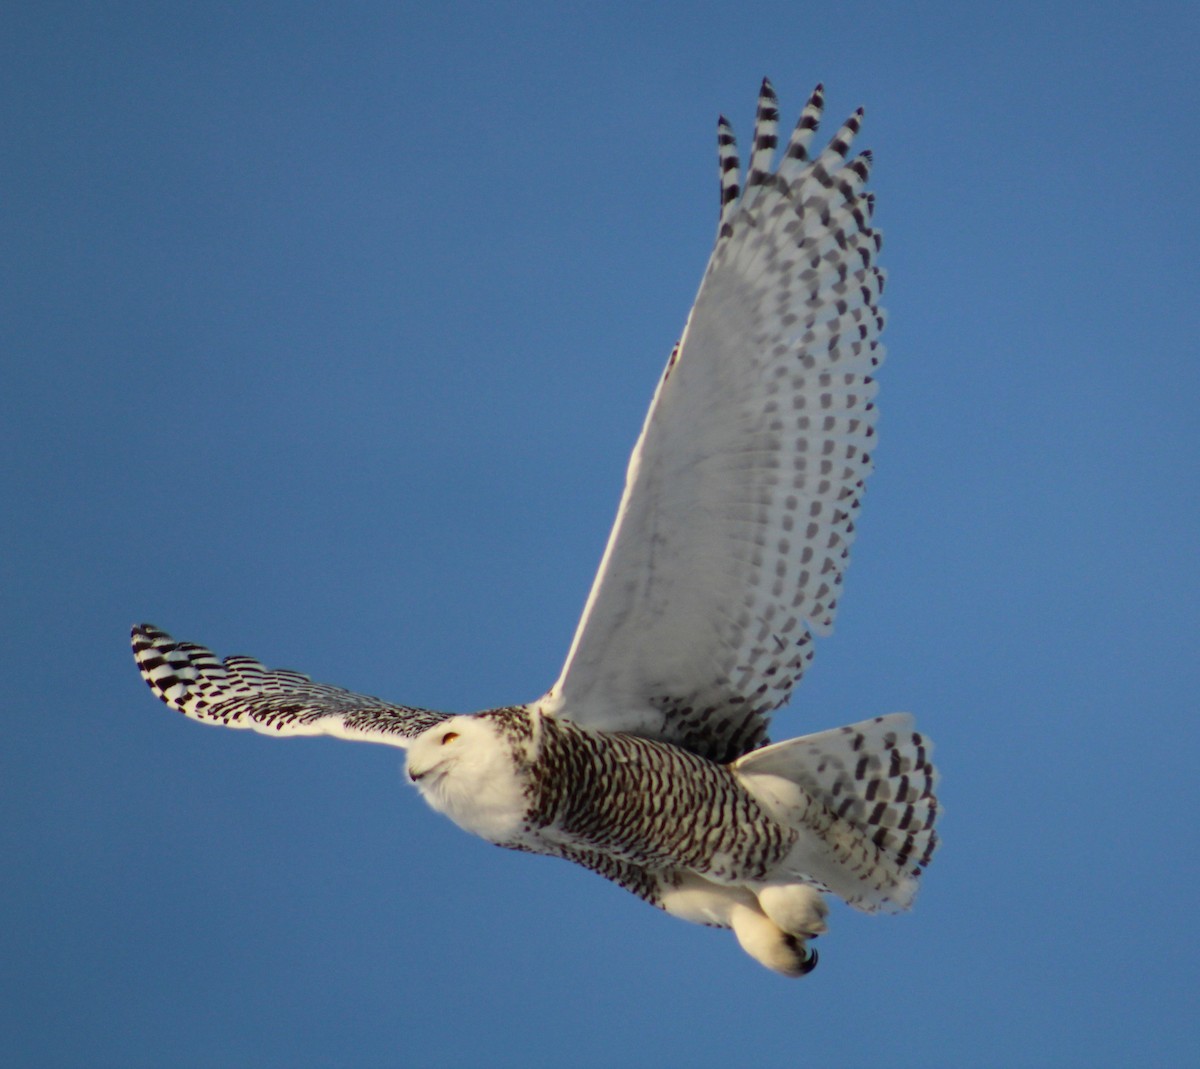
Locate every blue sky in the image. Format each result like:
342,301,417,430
3,3,1198,1066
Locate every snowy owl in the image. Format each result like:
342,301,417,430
132,80,938,977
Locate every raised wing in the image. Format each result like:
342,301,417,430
131,624,448,746
539,81,886,763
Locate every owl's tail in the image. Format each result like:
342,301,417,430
733,714,939,912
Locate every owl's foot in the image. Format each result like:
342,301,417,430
729,901,819,978
757,883,829,939
656,874,821,976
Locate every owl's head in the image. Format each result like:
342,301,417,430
405,713,531,844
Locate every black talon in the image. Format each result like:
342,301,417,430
783,933,820,976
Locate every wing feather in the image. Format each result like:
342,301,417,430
131,624,447,747
539,81,886,763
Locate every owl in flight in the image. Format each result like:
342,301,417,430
133,80,938,977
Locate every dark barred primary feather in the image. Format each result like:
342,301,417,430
132,624,448,746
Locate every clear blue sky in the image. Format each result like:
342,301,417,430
3,3,1197,1066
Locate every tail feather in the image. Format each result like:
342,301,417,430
734,714,939,911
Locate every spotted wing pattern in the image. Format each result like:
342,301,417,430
131,624,448,747
541,81,886,763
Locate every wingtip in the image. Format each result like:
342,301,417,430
132,622,169,647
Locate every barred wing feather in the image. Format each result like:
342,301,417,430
540,82,886,763
132,624,448,747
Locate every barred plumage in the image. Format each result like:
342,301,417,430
132,623,448,743
524,716,795,879
130,80,938,977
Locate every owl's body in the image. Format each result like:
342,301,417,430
402,707,934,975
132,80,939,976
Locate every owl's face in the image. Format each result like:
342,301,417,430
406,716,528,844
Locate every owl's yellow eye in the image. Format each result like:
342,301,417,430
440,731,460,745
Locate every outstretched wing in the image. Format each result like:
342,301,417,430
539,81,886,763
131,624,448,746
